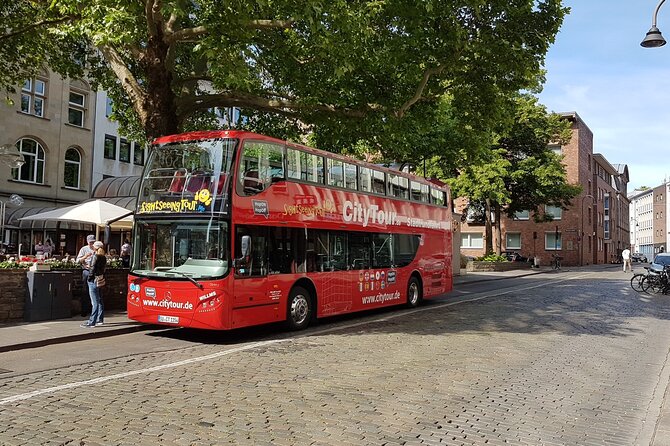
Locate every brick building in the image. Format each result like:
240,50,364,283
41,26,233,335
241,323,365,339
456,112,630,267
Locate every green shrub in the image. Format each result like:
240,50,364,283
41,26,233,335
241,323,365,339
477,254,508,262
0,261,30,269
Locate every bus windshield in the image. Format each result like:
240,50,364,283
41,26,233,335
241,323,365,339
138,138,237,214
132,217,229,280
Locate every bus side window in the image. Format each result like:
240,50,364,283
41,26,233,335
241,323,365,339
372,170,386,195
349,232,371,270
235,226,268,277
237,141,285,196
243,169,262,194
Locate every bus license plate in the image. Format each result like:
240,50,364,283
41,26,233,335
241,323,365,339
158,315,179,324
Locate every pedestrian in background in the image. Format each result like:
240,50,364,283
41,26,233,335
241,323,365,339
43,239,54,258
76,235,96,316
120,238,131,267
622,246,632,273
34,239,44,257
81,241,107,328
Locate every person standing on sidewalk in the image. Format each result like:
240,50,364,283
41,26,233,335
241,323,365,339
81,241,107,328
76,235,96,316
622,246,632,273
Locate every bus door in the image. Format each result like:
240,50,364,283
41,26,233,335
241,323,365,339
233,226,270,308
310,230,353,315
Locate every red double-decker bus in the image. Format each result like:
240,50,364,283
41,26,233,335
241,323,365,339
127,130,453,330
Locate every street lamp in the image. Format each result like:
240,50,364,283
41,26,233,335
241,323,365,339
0,194,24,250
641,0,667,47
630,217,640,253
580,194,595,266
0,143,25,168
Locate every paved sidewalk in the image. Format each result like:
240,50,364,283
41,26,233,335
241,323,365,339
0,311,150,353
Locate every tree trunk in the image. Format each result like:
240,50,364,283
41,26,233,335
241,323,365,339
139,33,180,140
494,205,502,255
484,198,493,255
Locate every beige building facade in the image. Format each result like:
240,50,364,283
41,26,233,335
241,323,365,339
0,70,97,253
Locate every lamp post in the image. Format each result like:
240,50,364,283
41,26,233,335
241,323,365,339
630,217,640,254
0,143,26,251
0,144,25,169
580,194,595,266
0,194,24,250
642,0,667,47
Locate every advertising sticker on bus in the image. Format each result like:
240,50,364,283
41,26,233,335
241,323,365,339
138,188,212,213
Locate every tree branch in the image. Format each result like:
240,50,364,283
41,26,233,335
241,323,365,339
166,12,179,34
166,25,207,43
248,19,294,30
0,15,79,41
177,91,379,121
145,0,161,37
98,44,147,118
166,19,294,44
394,64,445,118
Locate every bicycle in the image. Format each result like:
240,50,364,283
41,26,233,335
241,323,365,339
640,265,670,295
630,272,647,293
551,254,562,270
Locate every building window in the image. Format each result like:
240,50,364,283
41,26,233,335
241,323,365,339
545,232,562,250
68,91,86,127
20,78,46,117
548,144,562,155
105,97,113,117
119,139,131,163
514,210,530,220
11,138,45,184
104,135,116,159
133,143,144,165
461,233,483,249
545,205,562,220
64,147,81,189
506,233,521,250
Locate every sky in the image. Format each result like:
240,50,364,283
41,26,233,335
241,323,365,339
537,0,670,192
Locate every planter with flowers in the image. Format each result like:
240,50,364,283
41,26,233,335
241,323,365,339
0,257,129,323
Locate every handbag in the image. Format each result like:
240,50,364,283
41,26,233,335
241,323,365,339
95,275,106,287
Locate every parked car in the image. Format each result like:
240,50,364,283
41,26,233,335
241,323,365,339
631,252,648,263
651,252,670,268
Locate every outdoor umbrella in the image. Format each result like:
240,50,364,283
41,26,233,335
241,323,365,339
19,199,134,239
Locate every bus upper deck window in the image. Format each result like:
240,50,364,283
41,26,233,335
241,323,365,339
238,141,285,196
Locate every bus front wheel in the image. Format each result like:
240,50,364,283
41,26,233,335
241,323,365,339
286,286,312,330
406,276,422,308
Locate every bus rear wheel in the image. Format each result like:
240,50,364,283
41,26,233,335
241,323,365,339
406,276,422,308
286,286,312,330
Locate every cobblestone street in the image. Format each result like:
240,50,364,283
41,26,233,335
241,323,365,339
2,269,670,445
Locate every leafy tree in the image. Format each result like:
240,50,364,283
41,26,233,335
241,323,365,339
451,95,581,255
1,1,567,146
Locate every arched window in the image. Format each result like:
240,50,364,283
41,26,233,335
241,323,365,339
12,138,45,184
64,147,81,188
